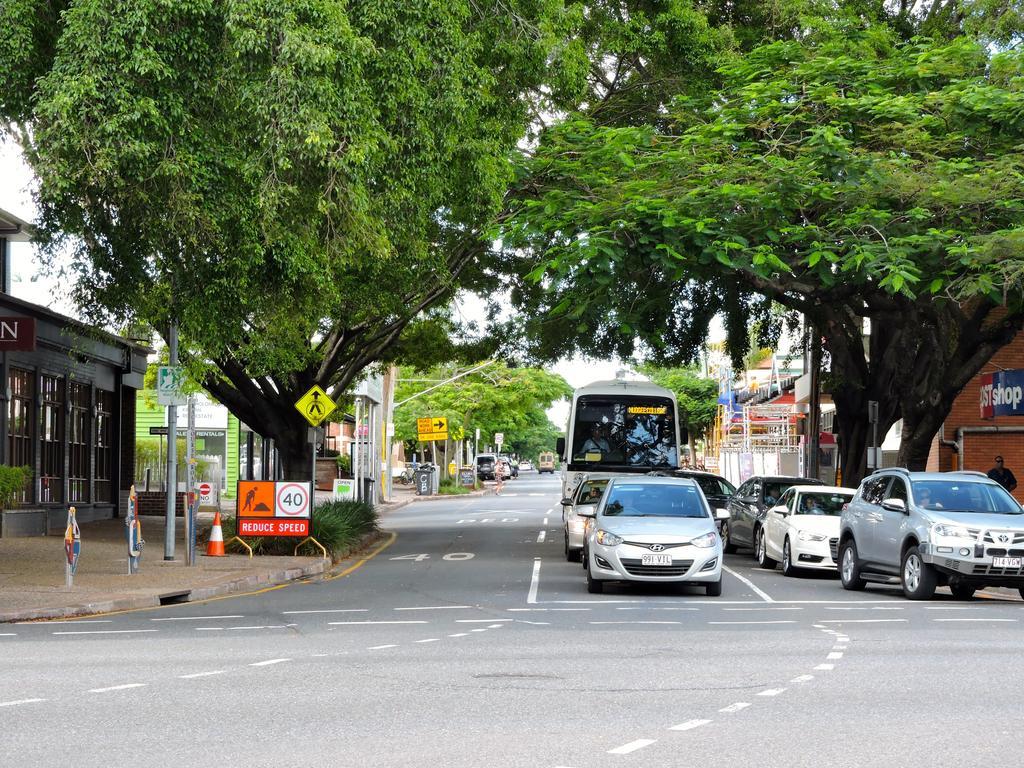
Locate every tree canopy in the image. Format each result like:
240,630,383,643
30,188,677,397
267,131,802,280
502,28,1024,483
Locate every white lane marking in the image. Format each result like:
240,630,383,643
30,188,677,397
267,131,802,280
615,607,698,612
18,619,112,625
791,675,814,683
722,607,802,612
282,608,368,615
89,683,146,693
470,628,488,632
0,698,45,707
509,608,591,612
53,630,158,636
812,624,826,628
757,688,786,697
368,645,397,650
543,517,549,526
449,633,469,638
707,620,796,625
815,663,835,671
719,702,751,713
827,652,844,660
608,739,656,755
151,615,243,622
537,531,547,543
670,719,711,731
0,633,16,637
817,619,907,624
394,606,471,611
832,645,847,651
196,625,289,631
722,566,774,602
933,618,1018,623
327,621,428,626
546,508,554,515
589,621,682,626
488,624,505,629
249,658,291,667
528,558,542,604
179,671,226,679
456,619,512,623
414,639,439,644
925,606,980,610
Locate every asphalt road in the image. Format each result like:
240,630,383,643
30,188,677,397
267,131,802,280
3,472,1022,767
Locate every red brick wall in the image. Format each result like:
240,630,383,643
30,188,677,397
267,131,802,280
928,332,1024,501
136,491,186,516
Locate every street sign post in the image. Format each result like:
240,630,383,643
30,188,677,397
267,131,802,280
417,416,448,442
235,480,312,537
494,432,504,449
295,385,337,427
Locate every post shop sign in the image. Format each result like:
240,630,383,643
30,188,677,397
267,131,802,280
236,481,312,537
980,369,1024,420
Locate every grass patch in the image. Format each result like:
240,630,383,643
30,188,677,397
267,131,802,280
222,499,378,561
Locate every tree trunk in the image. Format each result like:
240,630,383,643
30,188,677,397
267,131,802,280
273,428,315,482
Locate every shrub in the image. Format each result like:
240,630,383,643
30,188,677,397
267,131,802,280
438,477,471,495
0,465,31,508
336,453,352,474
222,499,378,561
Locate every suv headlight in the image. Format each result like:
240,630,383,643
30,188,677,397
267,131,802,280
690,532,718,548
596,529,623,546
798,530,827,542
932,523,973,539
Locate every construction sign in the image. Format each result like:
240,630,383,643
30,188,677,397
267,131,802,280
417,416,448,442
236,481,312,537
294,385,337,427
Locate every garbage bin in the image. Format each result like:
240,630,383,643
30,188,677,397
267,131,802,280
414,466,435,496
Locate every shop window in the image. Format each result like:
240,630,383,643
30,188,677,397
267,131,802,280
69,383,90,503
39,374,64,503
95,390,114,503
7,368,33,503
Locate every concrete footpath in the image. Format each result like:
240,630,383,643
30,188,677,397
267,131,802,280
0,485,489,623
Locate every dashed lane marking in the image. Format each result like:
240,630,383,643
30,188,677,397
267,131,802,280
179,671,226,679
707,620,796,625
933,618,1018,623
817,619,907,623
589,621,683,625
537,531,547,543
827,652,844,660
757,688,786,697
282,609,368,615
608,739,656,755
52,629,159,636
89,684,146,693
327,621,428,626
368,645,397,650
195,625,290,631
249,658,291,667
449,633,469,638
456,619,512,623
669,719,711,731
791,675,814,683
721,566,774,602
414,639,439,644
18,619,112,625
394,606,471,611
719,702,751,713
151,615,244,622
0,699,45,707
814,663,835,671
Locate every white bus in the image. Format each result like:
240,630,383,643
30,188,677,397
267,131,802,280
556,379,681,496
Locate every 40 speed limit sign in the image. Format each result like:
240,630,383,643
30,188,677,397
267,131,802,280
236,480,312,537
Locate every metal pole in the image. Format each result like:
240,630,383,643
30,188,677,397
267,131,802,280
185,394,196,566
808,329,822,480
164,322,177,561
353,397,362,501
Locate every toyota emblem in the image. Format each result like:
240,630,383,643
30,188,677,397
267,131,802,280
649,544,665,552
998,533,1011,544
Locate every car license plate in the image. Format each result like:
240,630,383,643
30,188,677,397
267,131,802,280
641,554,673,566
992,556,1022,568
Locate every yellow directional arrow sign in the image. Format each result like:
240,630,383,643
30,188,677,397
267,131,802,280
295,385,337,427
417,416,448,442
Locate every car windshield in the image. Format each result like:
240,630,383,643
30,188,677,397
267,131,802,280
795,492,851,516
911,480,1023,514
602,483,709,518
690,476,735,499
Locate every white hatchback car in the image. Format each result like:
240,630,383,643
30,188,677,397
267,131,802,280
581,477,723,596
758,485,855,576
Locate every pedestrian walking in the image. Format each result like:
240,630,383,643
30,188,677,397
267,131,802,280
987,455,1018,492
495,457,506,494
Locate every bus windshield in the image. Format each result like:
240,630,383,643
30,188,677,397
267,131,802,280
570,396,677,469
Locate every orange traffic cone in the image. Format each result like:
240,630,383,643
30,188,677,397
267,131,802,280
205,510,226,557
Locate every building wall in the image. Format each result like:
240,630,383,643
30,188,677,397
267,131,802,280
928,333,1024,500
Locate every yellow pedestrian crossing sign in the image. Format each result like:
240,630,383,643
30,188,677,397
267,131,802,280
417,416,448,442
295,385,337,427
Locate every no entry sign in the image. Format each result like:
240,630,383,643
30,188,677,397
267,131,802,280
236,480,313,537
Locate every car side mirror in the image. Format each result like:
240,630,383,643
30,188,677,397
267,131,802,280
556,437,566,457
561,497,574,506
715,508,729,521
771,505,788,517
738,496,756,505
576,507,597,518
881,498,907,513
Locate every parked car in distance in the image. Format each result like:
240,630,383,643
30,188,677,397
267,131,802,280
519,459,533,472
839,469,1024,600
759,485,855,575
725,475,824,555
670,470,735,534
581,477,723,596
561,475,610,562
476,453,498,481
538,451,557,474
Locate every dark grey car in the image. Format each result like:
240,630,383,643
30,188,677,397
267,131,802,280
724,475,824,555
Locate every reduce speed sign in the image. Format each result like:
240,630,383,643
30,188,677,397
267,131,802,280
275,482,311,518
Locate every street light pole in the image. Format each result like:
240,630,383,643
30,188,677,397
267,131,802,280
164,321,177,561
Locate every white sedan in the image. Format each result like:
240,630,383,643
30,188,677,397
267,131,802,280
757,485,855,576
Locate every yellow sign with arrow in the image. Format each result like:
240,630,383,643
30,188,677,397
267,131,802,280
417,416,448,442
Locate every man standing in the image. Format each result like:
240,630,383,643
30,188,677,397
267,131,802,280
987,456,1018,493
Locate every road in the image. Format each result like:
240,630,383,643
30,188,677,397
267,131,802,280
3,472,1022,767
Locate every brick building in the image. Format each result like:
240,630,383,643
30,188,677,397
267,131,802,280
927,333,1024,501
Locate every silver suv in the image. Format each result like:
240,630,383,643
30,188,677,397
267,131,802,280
838,469,1024,600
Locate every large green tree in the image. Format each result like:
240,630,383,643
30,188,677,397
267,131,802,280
502,29,1024,486
0,0,572,478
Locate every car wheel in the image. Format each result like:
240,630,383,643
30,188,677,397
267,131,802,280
721,521,737,554
901,545,938,600
756,528,777,569
586,559,604,594
705,577,723,597
839,539,867,591
781,538,797,577
950,581,976,600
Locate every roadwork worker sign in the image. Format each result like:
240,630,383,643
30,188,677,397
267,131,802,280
237,481,312,537
295,385,337,427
